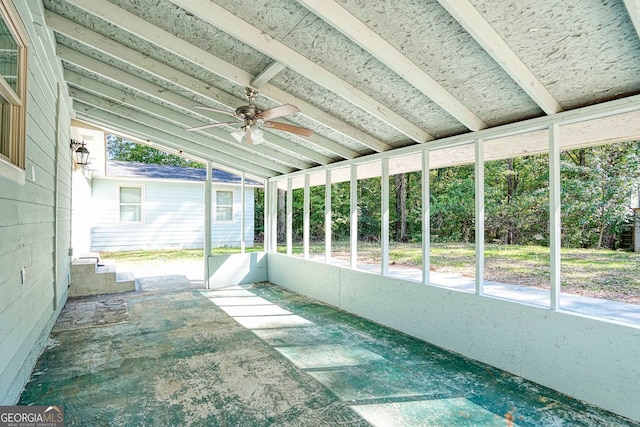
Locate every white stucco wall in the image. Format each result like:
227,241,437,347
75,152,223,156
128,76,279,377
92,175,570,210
267,254,640,422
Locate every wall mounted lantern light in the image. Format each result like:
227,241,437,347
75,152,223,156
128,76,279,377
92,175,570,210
70,139,90,165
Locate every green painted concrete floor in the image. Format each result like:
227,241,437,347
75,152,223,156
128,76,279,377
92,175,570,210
20,282,639,426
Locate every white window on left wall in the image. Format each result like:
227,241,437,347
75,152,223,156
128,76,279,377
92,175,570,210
119,186,143,222
0,0,28,182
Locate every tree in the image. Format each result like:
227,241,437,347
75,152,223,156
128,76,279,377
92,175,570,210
394,174,408,242
562,142,640,249
107,134,204,168
430,165,475,243
277,189,285,242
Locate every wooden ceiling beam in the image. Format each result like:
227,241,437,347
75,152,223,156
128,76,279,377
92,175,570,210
65,70,314,171
437,0,563,115
624,0,640,40
59,1,380,155
46,12,337,165
167,0,428,144
297,0,487,132
70,89,294,175
251,61,286,89
74,106,277,179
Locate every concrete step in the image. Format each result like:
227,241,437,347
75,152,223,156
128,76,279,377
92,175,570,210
70,257,136,297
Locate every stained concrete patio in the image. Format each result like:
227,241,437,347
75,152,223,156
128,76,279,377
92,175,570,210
19,274,639,426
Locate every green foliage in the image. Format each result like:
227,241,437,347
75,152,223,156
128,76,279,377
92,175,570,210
430,165,475,243
561,142,640,248
107,134,204,168
485,155,550,245
270,141,640,250
254,188,264,242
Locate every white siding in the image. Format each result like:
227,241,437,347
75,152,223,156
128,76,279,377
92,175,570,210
0,1,72,404
91,179,255,251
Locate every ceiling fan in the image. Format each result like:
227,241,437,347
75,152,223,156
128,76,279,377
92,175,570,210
187,87,314,144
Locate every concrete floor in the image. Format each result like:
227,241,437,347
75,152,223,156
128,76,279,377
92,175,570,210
20,277,639,426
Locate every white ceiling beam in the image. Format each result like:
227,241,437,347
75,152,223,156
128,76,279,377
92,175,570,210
437,0,563,115
64,70,313,171
275,93,640,185
45,12,345,163
166,0,431,143
71,89,294,175
56,46,327,167
74,106,276,179
251,61,286,89
297,0,487,132
624,0,640,39
72,117,212,167
52,4,381,156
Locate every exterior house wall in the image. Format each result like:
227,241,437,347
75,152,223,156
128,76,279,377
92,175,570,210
0,1,73,404
90,179,255,251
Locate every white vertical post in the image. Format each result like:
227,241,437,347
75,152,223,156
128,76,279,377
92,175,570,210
240,171,246,253
266,181,275,253
204,160,212,289
550,124,561,310
262,179,268,252
475,139,485,295
381,158,390,276
303,174,310,259
350,164,358,270
271,181,278,253
287,178,293,256
263,179,270,252
422,149,430,285
325,169,332,263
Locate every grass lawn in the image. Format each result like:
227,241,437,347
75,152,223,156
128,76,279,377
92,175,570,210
101,242,640,304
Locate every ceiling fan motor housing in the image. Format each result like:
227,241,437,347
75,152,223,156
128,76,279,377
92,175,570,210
235,105,262,120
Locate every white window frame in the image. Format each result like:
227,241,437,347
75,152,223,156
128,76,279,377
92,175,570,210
117,185,144,224
0,0,28,184
214,188,235,223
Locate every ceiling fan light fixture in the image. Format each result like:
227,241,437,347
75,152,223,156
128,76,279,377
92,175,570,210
250,126,265,144
230,128,244,143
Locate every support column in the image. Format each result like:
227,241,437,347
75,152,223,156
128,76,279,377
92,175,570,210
325,169,332,263
204,160,212,289
475,139,485,295
287,178,293,256
381,158,389,276
350,164,358,269
549,124,561,310
270,181,278,253
263,180,270,252
422,150,430,285
240,171,246,253
303,174,310,259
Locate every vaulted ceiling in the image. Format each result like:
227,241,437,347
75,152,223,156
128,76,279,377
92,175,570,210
41,0,640,180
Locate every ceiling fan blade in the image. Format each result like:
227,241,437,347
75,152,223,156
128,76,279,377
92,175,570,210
193,105,237,118
257,104,300,121
263,121,314,137
245,126,253,144
187,121,240,131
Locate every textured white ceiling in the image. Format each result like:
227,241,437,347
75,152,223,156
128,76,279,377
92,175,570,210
41,0,640,180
